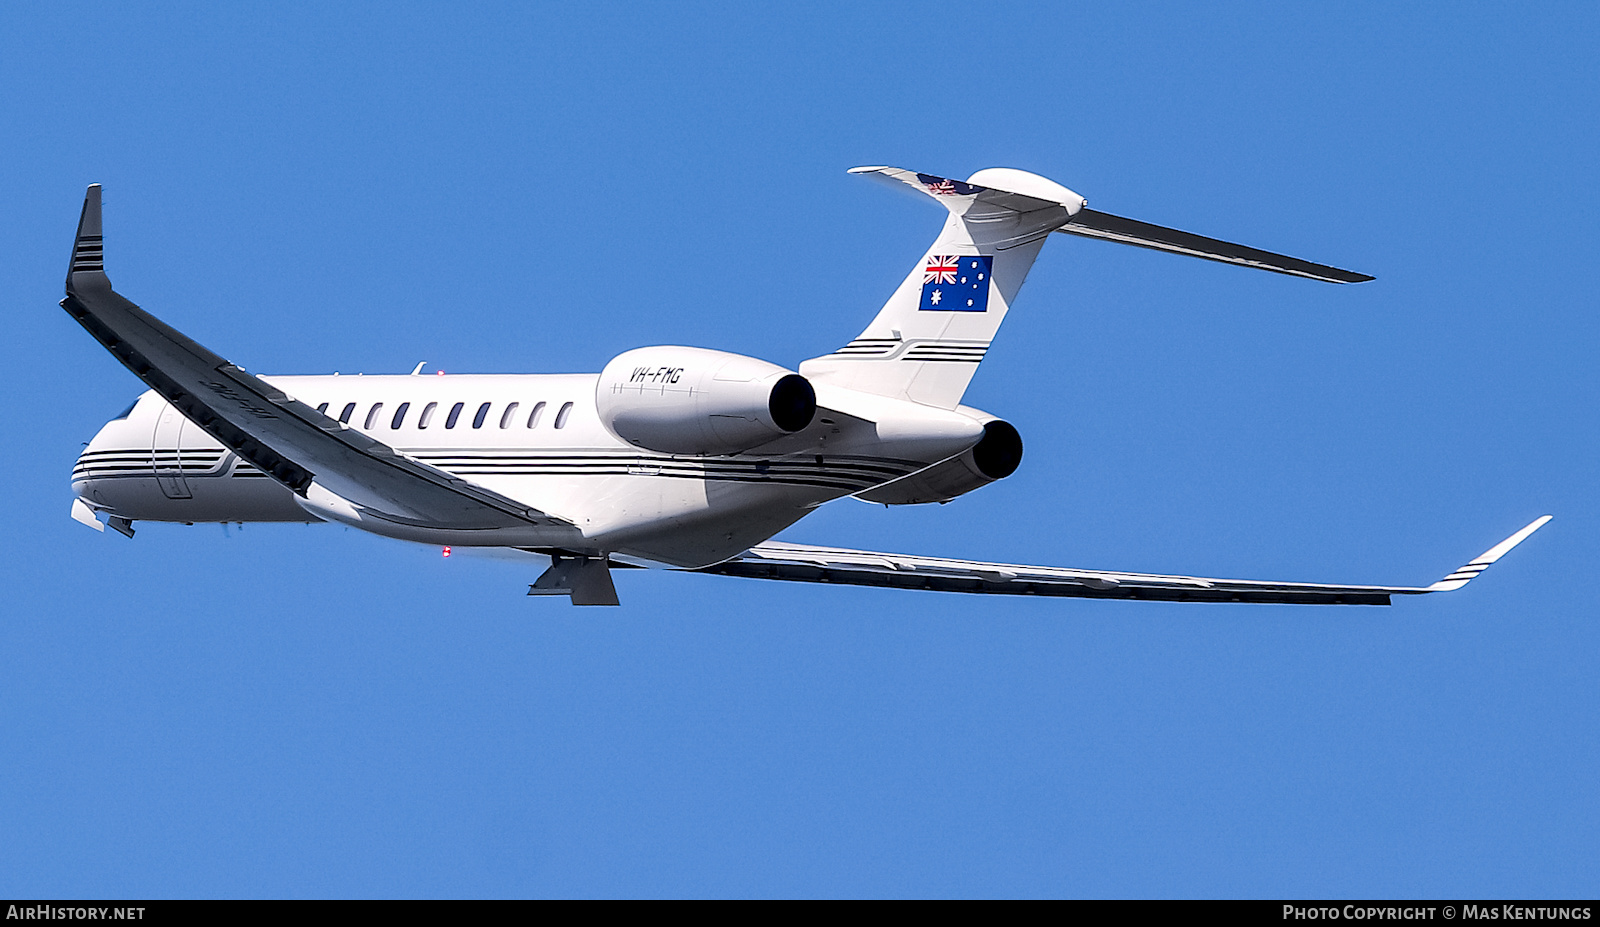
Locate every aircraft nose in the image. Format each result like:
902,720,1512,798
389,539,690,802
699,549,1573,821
74,395,147,499
72,439,103,499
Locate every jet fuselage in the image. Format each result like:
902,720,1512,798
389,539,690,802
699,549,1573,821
74,373,980,566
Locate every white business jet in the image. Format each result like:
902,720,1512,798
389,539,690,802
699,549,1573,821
65,167,1548,605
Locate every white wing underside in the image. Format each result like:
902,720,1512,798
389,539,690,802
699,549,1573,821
692,517,1551,606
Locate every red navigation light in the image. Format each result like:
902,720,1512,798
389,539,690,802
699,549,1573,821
436,370,445,375
442,546,452,558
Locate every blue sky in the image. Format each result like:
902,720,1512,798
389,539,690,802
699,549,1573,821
2,2,1595,898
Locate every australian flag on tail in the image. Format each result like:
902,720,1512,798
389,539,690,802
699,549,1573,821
919,254,993,312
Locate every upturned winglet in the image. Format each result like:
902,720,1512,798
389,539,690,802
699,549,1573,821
1426,515,1552,592
67,184,108,289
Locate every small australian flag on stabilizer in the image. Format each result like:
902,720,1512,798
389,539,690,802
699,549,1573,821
919,254,993,312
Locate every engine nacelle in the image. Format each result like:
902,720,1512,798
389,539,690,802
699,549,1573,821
596,346,817,456
855,407,1022,505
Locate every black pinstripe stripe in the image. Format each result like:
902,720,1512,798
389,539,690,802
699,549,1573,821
79,450,923,492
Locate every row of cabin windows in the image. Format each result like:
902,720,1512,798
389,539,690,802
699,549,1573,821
311,400,575,431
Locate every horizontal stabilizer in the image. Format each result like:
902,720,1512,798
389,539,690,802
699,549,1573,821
1055,208,1373,284
847,165,1084,219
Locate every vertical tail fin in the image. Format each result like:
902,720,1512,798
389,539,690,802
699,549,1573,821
800,167,1083,409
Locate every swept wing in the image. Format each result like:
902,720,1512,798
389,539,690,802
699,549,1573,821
62,185,573,534
693,517,1551,605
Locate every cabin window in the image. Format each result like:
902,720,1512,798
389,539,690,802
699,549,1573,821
526,401,546,428
446,402,464,428
500,402,520,428
339,402,356,424
315,402,329,414
473,402,491,429
554,401,574,429
110,398,140,421
391,402,410,429
364,403,383,429
418,402,438,428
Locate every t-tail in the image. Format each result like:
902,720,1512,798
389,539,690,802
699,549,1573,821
800,167,1372,410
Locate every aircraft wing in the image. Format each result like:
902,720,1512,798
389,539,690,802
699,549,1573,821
693,517,1551,605
62,184,571,532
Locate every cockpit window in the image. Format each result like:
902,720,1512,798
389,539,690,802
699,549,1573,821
110,398,139,421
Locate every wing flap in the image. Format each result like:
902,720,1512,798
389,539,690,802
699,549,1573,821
63,184,571,532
